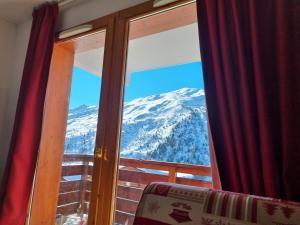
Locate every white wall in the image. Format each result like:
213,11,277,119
0,0,149,179
0,18,17,178
9,20,32,119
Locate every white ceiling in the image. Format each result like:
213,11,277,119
126,23,201,75
0,0,148,26
75,48,104,76
0,0,49,24
0,0,84,24
74,23,201,82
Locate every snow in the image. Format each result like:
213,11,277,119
60,88,211,223
64,88,210,166
56,214,87,225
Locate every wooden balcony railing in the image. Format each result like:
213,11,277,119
56,154,212,224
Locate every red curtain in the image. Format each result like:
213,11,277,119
197,0,300,201
0,3,58,224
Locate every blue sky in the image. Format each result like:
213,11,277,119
69,67,102,109
69,61,204,109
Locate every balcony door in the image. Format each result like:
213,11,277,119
29,16,116,225
114,2,212,224
53,29,108,224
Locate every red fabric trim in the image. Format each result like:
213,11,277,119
251,198,258,222
0,3,58,225
235,195,243,219
220,193,229,217
153,184,172,197
206,191,216,214
133,217,171,225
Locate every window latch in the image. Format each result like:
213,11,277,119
94,147,108,161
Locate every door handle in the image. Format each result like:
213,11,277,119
94,147,108,161
94,147,102,160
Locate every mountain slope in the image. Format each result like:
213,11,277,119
64,88,210,166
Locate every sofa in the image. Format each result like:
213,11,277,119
133,182,300,225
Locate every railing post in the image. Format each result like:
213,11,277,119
79,157,89,215
168,167,177,183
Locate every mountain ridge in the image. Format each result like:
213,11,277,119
64,88,210,166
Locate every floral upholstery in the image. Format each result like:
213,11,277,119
133,182,300,225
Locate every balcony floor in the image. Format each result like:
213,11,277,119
56,214,87,225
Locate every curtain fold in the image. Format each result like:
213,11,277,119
0,3,58,224
197,0,300,201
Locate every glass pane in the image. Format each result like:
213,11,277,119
55,30,106,225
114,3,211,225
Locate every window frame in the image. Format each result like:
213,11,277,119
29,1,205,225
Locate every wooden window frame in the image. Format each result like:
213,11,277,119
29,0,197,225
29,14,116,225
93,1,198,225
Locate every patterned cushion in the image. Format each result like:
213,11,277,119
133,182,300,225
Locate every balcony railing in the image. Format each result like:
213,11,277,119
56,154,212,224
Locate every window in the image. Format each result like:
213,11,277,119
55,30,105,224
29,2,211,225
114,3,211,224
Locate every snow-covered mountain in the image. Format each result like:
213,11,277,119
64,88,210,166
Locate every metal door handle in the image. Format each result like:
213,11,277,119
94,147,108,161
94,147,102,160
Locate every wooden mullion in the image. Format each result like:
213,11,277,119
92,14,130,225
87,14,117,225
